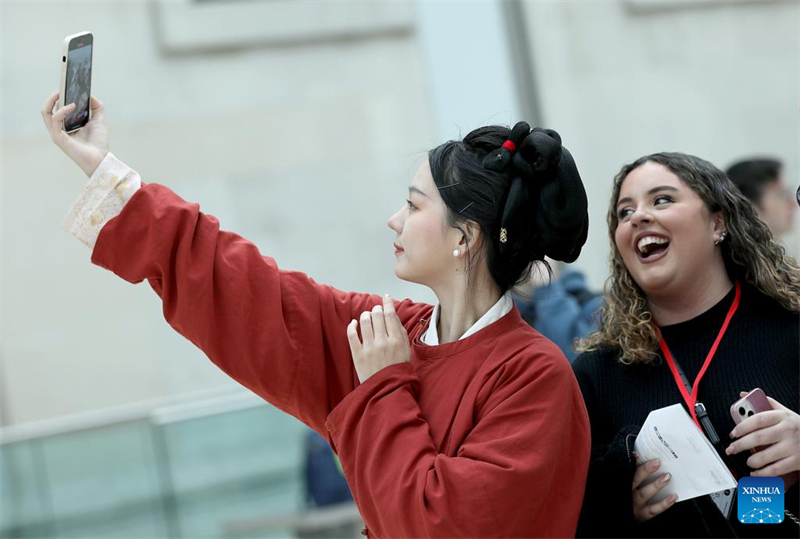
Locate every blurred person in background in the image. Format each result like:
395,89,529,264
43,93,592,538
303,431,352,509
301,430,354,538
572,153,800,537
515,264,603,362
726,158,795,239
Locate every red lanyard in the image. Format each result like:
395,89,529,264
658,281,741,429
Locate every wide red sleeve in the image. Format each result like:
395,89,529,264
325,349,592,538
90,182,429,433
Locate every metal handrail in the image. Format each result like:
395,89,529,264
0,386,265,445
223,501,361,535
0,383,305,539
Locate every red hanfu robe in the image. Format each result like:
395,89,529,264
88,182,591,538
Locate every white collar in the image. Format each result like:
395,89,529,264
420,292,514,346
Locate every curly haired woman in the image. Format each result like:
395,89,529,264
573,152,800,538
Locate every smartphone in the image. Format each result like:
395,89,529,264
58,32,93,133
730,388,772,425
730,388,772,452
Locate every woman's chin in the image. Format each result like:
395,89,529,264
393,262,411,283
393,264,425,286
633,270,676,297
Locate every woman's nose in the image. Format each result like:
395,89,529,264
629,206,651,227
387,207,404,232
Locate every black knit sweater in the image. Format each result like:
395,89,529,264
572,283,799,538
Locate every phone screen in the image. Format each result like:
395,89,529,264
64,37,92,132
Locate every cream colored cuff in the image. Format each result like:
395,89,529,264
62,152,142,250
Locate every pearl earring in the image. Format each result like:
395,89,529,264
453,249,460,257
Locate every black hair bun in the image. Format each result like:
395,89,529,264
534,145,588,263
494,124,588,264
482,121,531,172
521,128,562,172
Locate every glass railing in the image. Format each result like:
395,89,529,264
0,390,355,538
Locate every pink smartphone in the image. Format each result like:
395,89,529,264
730,388,772,452
730,388,772,425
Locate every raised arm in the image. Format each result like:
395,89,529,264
44,93,430,434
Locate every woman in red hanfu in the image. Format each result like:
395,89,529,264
43,92,591,539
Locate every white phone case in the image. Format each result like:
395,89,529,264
59,31,92,133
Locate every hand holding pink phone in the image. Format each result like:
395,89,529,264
726,389,800,487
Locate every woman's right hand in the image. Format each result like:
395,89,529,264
41,92,109,177
632,456,678,523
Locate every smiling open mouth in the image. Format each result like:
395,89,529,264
637,236,670,259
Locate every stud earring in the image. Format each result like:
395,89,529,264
453,249,460,257
714,231,727,245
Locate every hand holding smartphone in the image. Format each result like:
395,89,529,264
727,390,800,485
42,31,109,177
